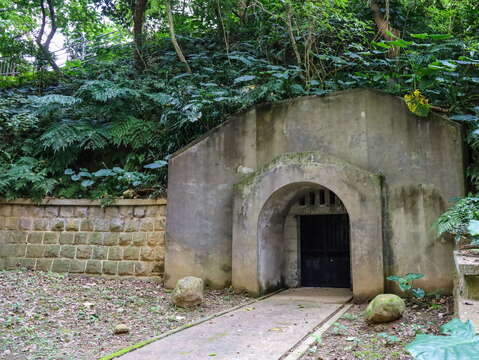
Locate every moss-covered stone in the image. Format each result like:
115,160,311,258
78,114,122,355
364,294,405,323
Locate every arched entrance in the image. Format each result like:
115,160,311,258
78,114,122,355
285,188,351,289
232,152,384,302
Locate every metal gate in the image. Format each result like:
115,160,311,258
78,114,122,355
300,214,351,288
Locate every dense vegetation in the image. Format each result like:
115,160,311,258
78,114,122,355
0,0,478,201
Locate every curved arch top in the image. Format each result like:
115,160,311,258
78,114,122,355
232,152,384,301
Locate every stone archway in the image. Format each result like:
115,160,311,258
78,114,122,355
232,152,384,302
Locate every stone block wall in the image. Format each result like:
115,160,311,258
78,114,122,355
0,199,166,277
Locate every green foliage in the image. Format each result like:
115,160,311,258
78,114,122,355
0,157,57,201
0,0,478,200
434,197,479,248
387,273,425,299
405,318,479,360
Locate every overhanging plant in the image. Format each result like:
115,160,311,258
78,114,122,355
434,196,479,251
406,318,479,359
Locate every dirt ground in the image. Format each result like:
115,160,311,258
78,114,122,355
301,296,453,360
0,269,251,360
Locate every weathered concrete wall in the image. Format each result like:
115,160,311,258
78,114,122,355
0,199,166,277
166,88,464,296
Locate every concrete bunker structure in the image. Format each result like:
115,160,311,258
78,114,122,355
165,89,465,302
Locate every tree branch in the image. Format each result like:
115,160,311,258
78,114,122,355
166,0,191,74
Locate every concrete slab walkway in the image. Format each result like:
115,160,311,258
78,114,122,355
119,288,352,360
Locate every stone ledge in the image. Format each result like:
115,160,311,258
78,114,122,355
0,198,167,206
454,251,479,276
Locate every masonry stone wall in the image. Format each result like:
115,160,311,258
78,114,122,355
0,199,166,278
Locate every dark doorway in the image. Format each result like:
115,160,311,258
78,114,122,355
300,214,351,288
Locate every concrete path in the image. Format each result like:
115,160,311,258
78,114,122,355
120,288,352,360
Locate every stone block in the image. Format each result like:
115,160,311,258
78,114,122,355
50,219,65,231
158,231,166,246
26,244,44,258
60,246,76,259
104,233,118,246
89,233,103,245
44,245,60,258
152,263,164,274
154,218,166,231
74,232,89,245
1,244,26,257
5,257,21,270
12,231,27,244
5,218,18,230
19,258,36,269
33,219,48,231
76,245,93,259
80,219,93,232
119,206,133,217
43,232,59,244
110,219,124,232
0,205,12,217
59,233,74,245
18,218,32,231
52,259,70,272
118,261,134,276
0,230,7,244
132,233,147,246
0,258,5,270
89,207,105,218
0,217,5,230
145,206,159,217
12,206,28,217
28,232,43,244
157,206,166,217
65,220,79,232
103,261,118,275
108,247,122,261
140,247,156,261
105,207,119,217
123,247,140,260
118,233,132,246
45,206,59,217
124,220,139,233
147,233,159,247
85,260,102,274
92,246,108,260
133,207,146,218
139,219,154,232
36,259,52,272
74,207,88,218
156,248,165,262
93,219,109,232
31,206,45,217
59,206,74,217
70,259,86,273
135,261,152,276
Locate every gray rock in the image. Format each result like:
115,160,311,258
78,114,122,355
114,324,130,334
171,276,204,308
364,294,406,323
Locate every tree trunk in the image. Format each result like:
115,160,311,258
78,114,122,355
133,0,148,72
370,0,400,57
36,0,60,73
166,0,192,74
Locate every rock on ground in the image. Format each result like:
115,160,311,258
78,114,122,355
364,294,406,323
114,324,130,334
171,276,204,308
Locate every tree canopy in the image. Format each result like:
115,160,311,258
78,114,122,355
0,0,478,201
